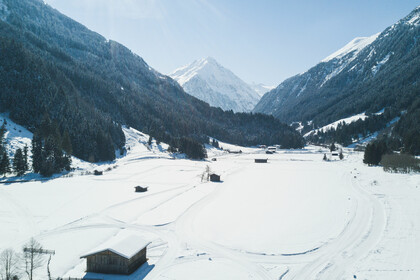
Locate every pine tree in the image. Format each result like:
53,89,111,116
13,148,26,176
32,133,43,174
323,153,327,161
61,130,72,155
0,151,10,175
330,143,336,152
339,151,344,160
23,145,29,172
31,118,72,177
0,123,10,176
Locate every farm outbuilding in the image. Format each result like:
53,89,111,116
80,235,151,275
135,186,148,192
210,173,221,182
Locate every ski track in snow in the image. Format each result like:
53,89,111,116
0,128,418,280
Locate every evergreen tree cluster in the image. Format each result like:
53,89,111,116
307,108,397,147
0,122,10,175
32,115,71,177
0,121,29,177
12,146,29,176
363,139,390,166
173,137,207,160
211,139,220,149
393,97,420,155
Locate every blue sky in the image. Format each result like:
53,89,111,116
45,0,419,85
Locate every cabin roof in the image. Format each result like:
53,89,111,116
80,235,151,259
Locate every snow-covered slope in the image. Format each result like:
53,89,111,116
321,34,379,63
254,5,420,127
304,112,368,137
170,57,261,112
249,83,275,97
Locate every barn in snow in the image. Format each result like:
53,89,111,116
80,235,151,275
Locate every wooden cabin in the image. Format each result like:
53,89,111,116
267,146,277,153
81,236,150,275
255,158,268,163
226,149,242,154
210,173,221,182
135,186,148,192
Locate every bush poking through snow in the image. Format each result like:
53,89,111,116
381,153,420,173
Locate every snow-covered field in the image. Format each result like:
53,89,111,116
0,127,419,280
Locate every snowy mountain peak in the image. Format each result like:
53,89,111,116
249,83,275,97
403,5,420,25
170,58,261,112
321,33,379,63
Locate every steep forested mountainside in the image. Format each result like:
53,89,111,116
0,0,303,161
170,57,261,112
254,6,420,129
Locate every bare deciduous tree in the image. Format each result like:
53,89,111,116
201,165,211,182
0,248,20,280
23,238,44,280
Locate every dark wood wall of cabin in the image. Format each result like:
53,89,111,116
86,249,145,275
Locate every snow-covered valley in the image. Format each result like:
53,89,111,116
1,127,419,280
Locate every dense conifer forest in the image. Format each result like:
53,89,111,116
0,0,304,162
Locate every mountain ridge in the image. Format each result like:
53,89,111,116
170,57,261,112
0,0,304,161
254,5,420,128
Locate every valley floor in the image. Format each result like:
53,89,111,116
0,132,419,280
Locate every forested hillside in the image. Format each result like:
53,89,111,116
0,0,303,162
254,5,420,154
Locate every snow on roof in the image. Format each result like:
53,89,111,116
80,235,151,259
321,33,379,63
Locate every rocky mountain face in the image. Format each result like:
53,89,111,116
254,6,420,128
170,57,261,112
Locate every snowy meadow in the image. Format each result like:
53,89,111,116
0,125,419,280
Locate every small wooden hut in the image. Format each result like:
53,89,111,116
255,158,268,163
134,186,148,192
210,173,221,182
81,236,150,275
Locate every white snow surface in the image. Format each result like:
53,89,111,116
406,7,420,25
322,34,379,63
1,126,420,279
371,52,392,76
170,57,261,112
249,82,275,97
304,112,368,137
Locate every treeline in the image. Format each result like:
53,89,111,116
393,97,420,155
0,116,72,178
306,108,398,146
0,0,304,162
0,121,29,176
306,99,419,157
363,137,419,173
32,115,72,177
